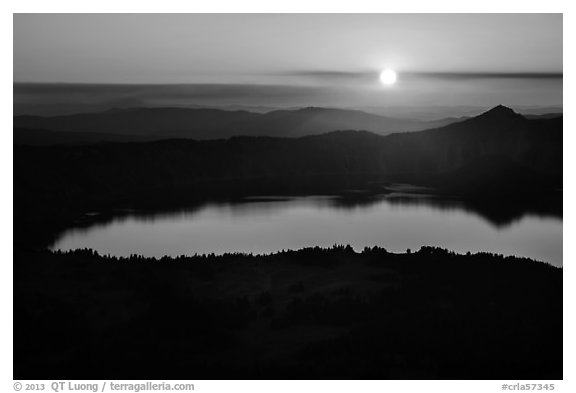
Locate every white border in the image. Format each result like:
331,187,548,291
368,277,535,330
3,2,572,392
5,1,571,13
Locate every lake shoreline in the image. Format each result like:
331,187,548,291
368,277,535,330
16,176,562,252
46,188,562,266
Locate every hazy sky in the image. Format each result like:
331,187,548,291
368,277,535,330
13,14,563,109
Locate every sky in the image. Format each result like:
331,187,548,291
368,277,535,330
13,14,563,111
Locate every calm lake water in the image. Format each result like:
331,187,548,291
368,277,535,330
51,193,563,267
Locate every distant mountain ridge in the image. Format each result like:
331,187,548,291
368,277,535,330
15,106,561,198
14,105,562,179
13,106,464,142
380,105,561,177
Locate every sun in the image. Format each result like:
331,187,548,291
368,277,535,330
379,69,397,85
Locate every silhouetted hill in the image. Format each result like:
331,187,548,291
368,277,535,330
474,104,523,121
13,128,157,146
14,108,259,139
14,246,561,379
436,155,560,198
13,106,462,143
253,107,457,137
382,106,561,175
523,113,563,120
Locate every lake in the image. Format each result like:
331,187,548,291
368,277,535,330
51,190,563,267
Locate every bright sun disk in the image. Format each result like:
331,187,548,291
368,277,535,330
380,69,397,85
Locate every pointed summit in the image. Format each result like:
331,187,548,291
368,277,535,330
476,105,524,122
485,104,516,115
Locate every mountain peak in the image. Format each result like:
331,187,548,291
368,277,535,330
477,105,522,120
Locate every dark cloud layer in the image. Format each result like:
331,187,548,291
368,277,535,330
282,70,563,83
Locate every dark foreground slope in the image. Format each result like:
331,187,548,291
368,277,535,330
14,246,561,380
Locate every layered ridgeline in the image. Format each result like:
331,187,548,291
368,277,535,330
14,106,463,144
14,105,561,246
14,105,561,188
